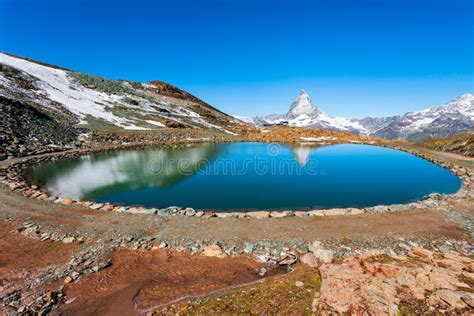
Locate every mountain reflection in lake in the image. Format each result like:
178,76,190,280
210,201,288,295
27,143,461,211
27,144,220,200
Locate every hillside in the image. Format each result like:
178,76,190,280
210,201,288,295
0,53,250,159
417,132,474,157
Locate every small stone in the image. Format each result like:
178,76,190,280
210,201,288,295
158,241,167,248
185,208,196,216
9,183,20,190
293,211,308,217
201,245,224,258
59,198,73,205
246,211,270,219
243,243,254,253
259,267,267,276
270,211,292,218
300,253,318,268
62,237,75,244
89,203,103,210
295,281,304,287
321,208,346,216
37,193,49,200
216,212,237,218
278,255,297,266
398,243,412,251
347,208,364,215
308,210,324,217
195,211,204,217
64,276,73,284
99,204,113,212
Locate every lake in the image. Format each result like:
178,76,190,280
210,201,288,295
27,143,462,211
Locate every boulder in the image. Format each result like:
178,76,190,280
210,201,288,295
309,241,334,263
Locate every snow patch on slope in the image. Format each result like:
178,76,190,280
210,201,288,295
0,53,144,129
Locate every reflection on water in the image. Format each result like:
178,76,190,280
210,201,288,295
28,144,219,200
291,145,319,167
27,143,462,211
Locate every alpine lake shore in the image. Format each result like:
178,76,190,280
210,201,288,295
1,127,473,315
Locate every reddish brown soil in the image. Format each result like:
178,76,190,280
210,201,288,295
0,221,76,275
0,221,77,298
61,249,278,316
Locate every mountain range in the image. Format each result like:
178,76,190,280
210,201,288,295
241,90,474,141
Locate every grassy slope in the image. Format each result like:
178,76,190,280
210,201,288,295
417,132,474,157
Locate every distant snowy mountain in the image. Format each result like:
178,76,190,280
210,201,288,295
368,94,474,141
241,90,474,141
252,90,366,134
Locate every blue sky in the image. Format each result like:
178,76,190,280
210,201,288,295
1,0,473,117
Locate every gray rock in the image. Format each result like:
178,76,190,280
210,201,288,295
62,237,75,244
89,203,103,210
184,208,196,216
243,243,254,253
308,241,334,263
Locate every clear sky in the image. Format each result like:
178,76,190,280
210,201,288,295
1,0,473,118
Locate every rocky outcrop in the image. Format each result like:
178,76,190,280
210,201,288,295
314,249,474,314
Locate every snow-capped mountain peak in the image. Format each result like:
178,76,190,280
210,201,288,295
287,89,320,118
438,93,474,116
250,90,366,133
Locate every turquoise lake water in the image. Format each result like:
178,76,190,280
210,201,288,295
27,143,462,211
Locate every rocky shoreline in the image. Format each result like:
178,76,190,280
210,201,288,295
1,139,472,220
